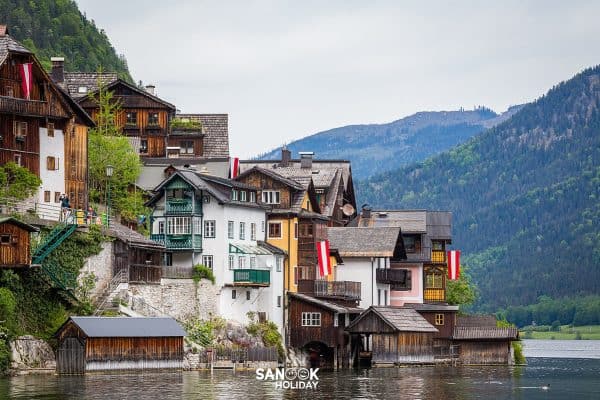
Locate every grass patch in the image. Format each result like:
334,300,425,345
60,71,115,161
520,324,600,340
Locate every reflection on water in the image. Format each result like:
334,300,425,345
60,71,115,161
2,358,600,400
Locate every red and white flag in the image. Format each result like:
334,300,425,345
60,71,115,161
316,240,331,277
19,63,33,100
229,157,240,179
447,250,461,280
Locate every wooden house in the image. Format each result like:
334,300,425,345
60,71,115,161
0,27,94,213
288,292,362,369
452,315,519,365
55,316,186,374
346,306,438,366
0,217,38,268
403,303,459,357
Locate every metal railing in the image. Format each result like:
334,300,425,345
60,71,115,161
376,269,409,284
298,279,361,300
94,269,128,315
233,269,270,286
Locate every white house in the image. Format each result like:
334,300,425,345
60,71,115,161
38,124,66,220
327,227,406,309
147,169,286,334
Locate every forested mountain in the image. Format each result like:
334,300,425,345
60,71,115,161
358,66,600,311
258,106,521,179
0,0,132,80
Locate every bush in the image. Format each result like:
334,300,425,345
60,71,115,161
246,314,285,359
192,264,215,284
551,320,561,331
185,317,225,347
0,340,11,373
513,341,526,365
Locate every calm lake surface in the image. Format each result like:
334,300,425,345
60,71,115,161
1,340,599,399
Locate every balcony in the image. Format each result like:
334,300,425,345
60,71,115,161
150,234,202,250
424,288,446,303
233,269,270,286
0,95,69,118
376,269,409,284
166,198,193,214
298,279,361,301
431,250,446,264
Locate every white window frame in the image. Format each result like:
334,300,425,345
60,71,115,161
262,190,280,204
193,216,202,235
232,190,239,201
250,256,256,268
240,190,247,202
204,220,216,238
276,256,282,272
228,255,235,270
228,221,235,239
239,222,246,240
238,256,246,269
202,255,214,269
250,192,256,203
301,312,321,327
167,217,191,235
158,221,165,235
250,223,256,241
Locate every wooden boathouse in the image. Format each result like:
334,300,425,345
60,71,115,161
55,317,186,374
452,315,519,364
0,217,39,268
346,306,438,365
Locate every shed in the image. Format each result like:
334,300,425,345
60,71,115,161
452,326,519,365
0,217,39,268
347,306,438,365
55,316,186,374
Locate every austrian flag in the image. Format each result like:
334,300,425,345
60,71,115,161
19,63,33,100
229,157,240,179
316,240,331,277
447,250,461,280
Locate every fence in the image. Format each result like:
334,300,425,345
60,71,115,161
197,347,280,364
162,266,194,279
0,198,113,226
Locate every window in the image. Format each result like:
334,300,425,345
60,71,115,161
228,255,235,270
377,289,381,306
294,266,298,285
261,221,265,232
164,253,173,266
250,256,256,268
203,196,210,203
239,222,245,240
403,235,421,253
334,314,339,327
148,112,159,125
202,255,214,269
299,223,313,237
277,296,282,308
426,271,444,288
228,221,235,239
250,223,256,241
46,156,57,170
158,221,165,234
250,192,256,203
14,154,22,166
390,269,412,291
268,222,282,238
15,121,27,139
231,190,239,201
47,123,55,137
238,256,246,268
301,312,321,327
294,222,298,239
276,257,282,272
193,217,202,235
167,217,191,234
232,290,237,299
126,112,138,125
435,314,445,326
54,192,61,203
179,140,194,155
240,191,247,202
77,86,87,94
140,139,148,154
0,235,10,245
384,290,388,306
44,191,51,202
204,220,216,238
246,291,251,300
4,86,13,97
262,190,280,204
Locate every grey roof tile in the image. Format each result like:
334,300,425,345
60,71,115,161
347,306,438,333
67,317,186,337
327,227,401,257
453,326,519,340
176,114,229,159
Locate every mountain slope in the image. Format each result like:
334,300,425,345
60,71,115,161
358,66,600,311
259,106,521,179
0,0,132,80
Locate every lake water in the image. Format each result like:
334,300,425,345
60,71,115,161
1,340,599,399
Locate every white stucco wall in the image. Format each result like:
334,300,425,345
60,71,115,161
79,241,114,300
336,256,395,309
38,127,65,211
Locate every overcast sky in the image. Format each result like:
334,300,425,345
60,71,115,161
76,0,600,158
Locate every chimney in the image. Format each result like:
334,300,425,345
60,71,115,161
51,57,64,83
299,151,314,169
361,204,372,219
280,146,291,167
145,84,156,95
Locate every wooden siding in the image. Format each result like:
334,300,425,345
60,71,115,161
418,311,456,339
297,219,327,272
288,297,344,349
372,332,434,364
166,136,203,157
64,122,88,209
457,341,511,365
0,221,31,267
0,115,40,176
237,171,294,210
86,337,183,362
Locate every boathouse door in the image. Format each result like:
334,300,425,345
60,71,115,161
57,337,85,374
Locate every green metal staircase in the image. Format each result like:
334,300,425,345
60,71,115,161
31,218,79,299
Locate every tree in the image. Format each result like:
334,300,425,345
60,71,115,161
446,267,478,307
0,162,42,204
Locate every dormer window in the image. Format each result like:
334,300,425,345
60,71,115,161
240,191,247,202
262,190,280,204
78,86,87,94
250,192,256,203
232,189,239,201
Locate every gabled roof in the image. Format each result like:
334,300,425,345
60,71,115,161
107,222,164,250
289,292,363,314
351,210,452,240
347,306,438,333
78,79,176,111
60,317,186,338
62,72,118,99
327,227,403,257
0,217,39,232
0,28,31,65
236,167,304,190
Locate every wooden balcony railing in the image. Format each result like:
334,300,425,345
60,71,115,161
298,279,361,301
431,250,446,263
376,269,409,284
424,288,446,303
166,198,193,214
233,269,270,286
0,95,69,118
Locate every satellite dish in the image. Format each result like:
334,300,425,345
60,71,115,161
342,203,355,216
